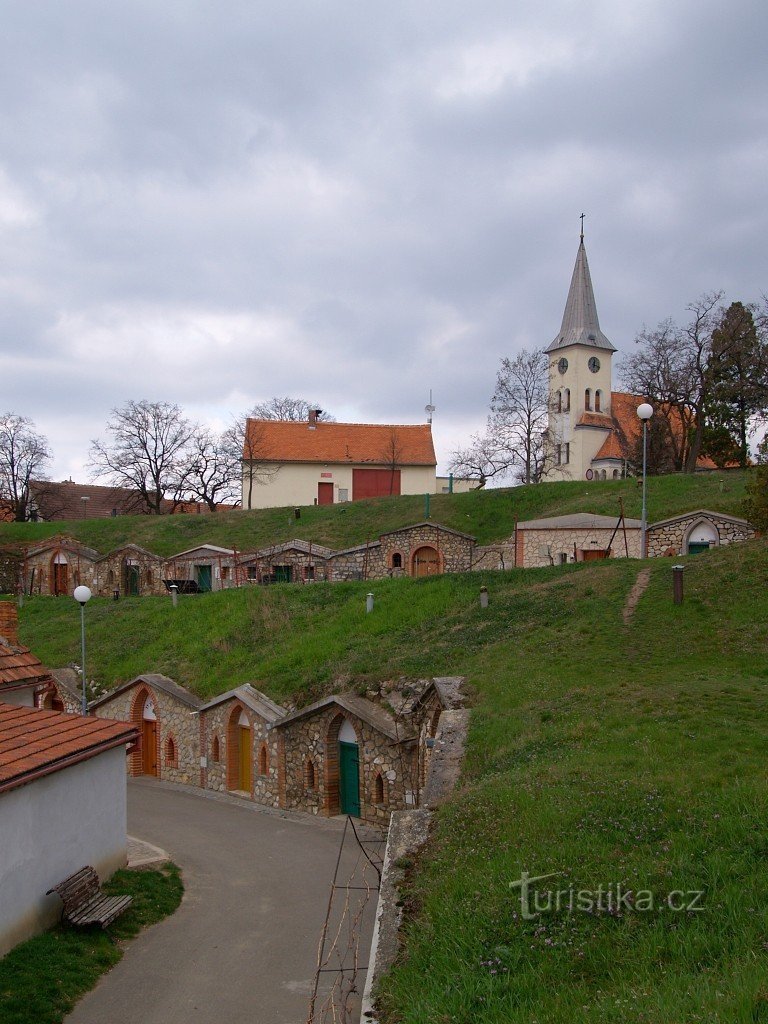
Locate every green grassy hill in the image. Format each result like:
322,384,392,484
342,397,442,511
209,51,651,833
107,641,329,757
9,490,768,1022
0,470,749,556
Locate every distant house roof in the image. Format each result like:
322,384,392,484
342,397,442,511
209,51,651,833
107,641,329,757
90,673,203,712
0,638,57,698
518,513,642,530
243,420,436,467
29,479,145,520
199,684,286,724
275,693,411,742
0,704,138,794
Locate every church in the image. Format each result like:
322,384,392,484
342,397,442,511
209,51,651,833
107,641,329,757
545,229,641,481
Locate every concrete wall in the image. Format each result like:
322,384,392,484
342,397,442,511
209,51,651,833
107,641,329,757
516,525,641,567
0,746,128,956
242,463,437,510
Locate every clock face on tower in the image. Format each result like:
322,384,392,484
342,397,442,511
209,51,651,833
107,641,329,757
558,357,568,374
588,356,601,373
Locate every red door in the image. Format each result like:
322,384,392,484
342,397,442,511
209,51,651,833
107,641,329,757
352,468,401,499
318,482,334,505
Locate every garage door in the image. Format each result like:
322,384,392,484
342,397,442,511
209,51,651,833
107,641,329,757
352,468,401,499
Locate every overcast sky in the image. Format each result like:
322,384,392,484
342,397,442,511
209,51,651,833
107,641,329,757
1,0,767,481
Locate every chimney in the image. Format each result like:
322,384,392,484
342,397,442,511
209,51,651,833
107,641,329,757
308,409,322,429
0,603,19,645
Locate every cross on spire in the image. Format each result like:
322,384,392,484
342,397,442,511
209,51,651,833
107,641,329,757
580,212,585,241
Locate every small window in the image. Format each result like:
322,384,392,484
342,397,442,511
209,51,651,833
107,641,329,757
165,736,178,768
613,469,620,479
373,773,385,805
338,488,349,502
221,566,229,580
145,570,153,586
563,442,570,464
259,743,268,776
212,735,220,762
585,389,591,411
247,566,258,580
305,759,316,791
595,390,602,412
556,391,562,413
305,565,315,581
392,552,402,569
564,389,571,412
555,444,562,466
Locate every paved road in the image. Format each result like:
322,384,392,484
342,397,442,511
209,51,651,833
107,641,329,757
66,779,378,1024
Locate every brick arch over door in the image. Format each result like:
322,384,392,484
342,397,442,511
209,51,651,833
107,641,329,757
324,713,361,816
129,684,160,777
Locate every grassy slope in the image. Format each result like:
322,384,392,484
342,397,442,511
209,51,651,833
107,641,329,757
17,542,768,1021
0,470,749,555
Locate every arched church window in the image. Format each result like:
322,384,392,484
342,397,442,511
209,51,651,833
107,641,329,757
556,391,562,413
564,389,571,412
595,390,602,412
585,389,592,411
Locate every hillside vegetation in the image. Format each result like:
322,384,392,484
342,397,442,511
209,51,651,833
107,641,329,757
0,470,749,556
9,483,768,1022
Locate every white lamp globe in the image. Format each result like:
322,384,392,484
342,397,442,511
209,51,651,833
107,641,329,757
73,585,92,605
637,403,654,421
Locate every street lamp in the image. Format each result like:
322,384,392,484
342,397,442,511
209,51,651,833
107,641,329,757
73,585,92,715
637,403,654,558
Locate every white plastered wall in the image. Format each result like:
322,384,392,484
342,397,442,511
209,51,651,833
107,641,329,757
0,746,129,956
242,463,437,509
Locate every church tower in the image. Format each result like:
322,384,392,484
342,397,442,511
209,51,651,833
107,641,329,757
545,226,617,481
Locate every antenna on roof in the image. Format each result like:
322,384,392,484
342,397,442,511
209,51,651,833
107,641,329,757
425,389,435,425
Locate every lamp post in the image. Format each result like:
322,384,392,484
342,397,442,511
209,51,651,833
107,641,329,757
637,403,654,558
73,585,92,714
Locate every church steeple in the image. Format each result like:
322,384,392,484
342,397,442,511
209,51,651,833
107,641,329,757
546,228,616,354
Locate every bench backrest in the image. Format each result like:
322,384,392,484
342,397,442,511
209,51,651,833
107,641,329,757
50,866,100,912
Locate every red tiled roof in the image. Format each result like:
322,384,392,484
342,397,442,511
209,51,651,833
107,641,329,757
30,480,146,520
0,639,55,696
0,703,137,793
594,431,626,461
576,411,614,429
243,420,436,466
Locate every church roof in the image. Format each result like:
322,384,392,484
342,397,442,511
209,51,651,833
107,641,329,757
546,239,617,354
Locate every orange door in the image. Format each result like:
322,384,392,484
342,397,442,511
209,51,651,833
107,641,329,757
53,563,69,596
239,727,251,791
412,546,440,577
142,719,158,776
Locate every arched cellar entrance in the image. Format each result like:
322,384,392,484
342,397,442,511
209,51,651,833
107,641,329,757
685,520,719,555
326,715,361,817
412,545,440,578
227,707,252,794
141,695,158,776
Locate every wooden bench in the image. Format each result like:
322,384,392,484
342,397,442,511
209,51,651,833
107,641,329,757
46,866,132,929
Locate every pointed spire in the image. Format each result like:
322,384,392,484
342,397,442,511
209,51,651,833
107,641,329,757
546,227,616,353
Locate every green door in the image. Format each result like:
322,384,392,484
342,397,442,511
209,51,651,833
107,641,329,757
126,565,140,595
196,565,212,592
339,741,360,816
687,542,710,555
273,565,292,583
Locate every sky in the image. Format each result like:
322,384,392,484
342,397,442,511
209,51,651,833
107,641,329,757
1,0,767,482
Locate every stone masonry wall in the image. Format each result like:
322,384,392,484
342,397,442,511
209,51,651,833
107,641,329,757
92,684,201,786
379,525,475,576
243,550,331,584
279,708,416,822
647,514,755,557
94,550,166,597
328,546,385,581
23,549,98,596
201,698,280,807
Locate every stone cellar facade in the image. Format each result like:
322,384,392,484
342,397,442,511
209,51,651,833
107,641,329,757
88,673,462,823
646,510,755,558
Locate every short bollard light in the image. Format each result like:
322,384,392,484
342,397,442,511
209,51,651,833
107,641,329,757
73,585,92,715
170,583,179,609
366,593,374,614
480,586,489,609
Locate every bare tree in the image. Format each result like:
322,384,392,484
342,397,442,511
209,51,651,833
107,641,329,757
620,293,723,473
381,429,405,495
450,349,550,486
89,400,194,514
178,428,241,511
249,397,334,422
0,413,52,521
222,416,277,510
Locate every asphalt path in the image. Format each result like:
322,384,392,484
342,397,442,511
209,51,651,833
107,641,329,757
65,779,377,1024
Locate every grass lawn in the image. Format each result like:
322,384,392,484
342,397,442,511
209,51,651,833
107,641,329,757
9,523,767,1020
0,469,750,555
0,863,183,1024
